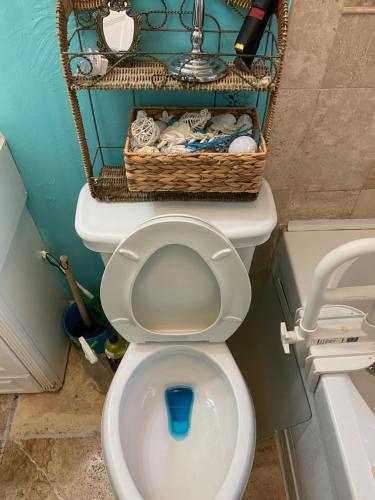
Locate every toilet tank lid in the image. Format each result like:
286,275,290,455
75,180,277,254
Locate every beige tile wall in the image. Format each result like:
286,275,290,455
264,0,375,223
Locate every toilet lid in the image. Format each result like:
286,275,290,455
100,215,251,343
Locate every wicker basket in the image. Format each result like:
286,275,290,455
124,107,267,194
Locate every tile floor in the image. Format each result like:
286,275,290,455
0,348,286,500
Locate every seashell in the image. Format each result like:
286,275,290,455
209,113,237,134
136,146,160,155
158,122,192,147
236,114,253,132
160,144,190,154
160,122,191,137
136,110,148,120
191,131,217,143
157,111,175,124
179,109,211,131
228,136,257,154
156,120,168,133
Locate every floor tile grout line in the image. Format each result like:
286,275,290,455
16,439,66,500
0,395,18,463
0,439,4,464
11,430,101,441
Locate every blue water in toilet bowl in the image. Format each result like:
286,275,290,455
165,386,194,440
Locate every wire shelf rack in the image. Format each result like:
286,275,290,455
59,1,287,93
56,0,288,201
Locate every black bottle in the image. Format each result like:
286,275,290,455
235,0,276,68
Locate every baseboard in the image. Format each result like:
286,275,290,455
275,429,301,500
288,219,375,232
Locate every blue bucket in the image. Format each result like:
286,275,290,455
63,302,108,354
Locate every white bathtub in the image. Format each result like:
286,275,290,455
274,224,375,500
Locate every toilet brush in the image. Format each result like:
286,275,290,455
60,255,105,339
41,250,107,326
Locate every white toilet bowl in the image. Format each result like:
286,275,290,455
102,342,255,500
75,180,277,499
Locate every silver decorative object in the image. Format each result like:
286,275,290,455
166,0,228,83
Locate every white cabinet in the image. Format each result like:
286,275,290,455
0,335,39,393
0,135,69,393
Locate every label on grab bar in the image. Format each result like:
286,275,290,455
312,337,359,346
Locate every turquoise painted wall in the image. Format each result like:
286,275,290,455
0,1,282,292
0,2,104,292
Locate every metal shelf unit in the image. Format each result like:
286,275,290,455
56,0,288,201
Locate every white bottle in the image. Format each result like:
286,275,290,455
79,337,113,394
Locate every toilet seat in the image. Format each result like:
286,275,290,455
101,215,251,343
102,342,256,500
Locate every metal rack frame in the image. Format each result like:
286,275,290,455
56,0,288,201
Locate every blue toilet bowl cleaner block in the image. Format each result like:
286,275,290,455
165,386,194,440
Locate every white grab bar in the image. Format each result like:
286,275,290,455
301,238,375,332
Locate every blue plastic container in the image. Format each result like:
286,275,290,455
63,303,108,354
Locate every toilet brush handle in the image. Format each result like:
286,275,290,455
60,255,91,328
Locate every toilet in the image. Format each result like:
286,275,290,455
75,180,277,500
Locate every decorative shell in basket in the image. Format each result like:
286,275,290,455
209,113,237,134
236,114,253,132
179,109,211,131
158,122,192,149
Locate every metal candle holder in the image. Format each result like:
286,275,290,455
166,0,228,83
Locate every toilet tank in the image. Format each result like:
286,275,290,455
75,180,277,272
